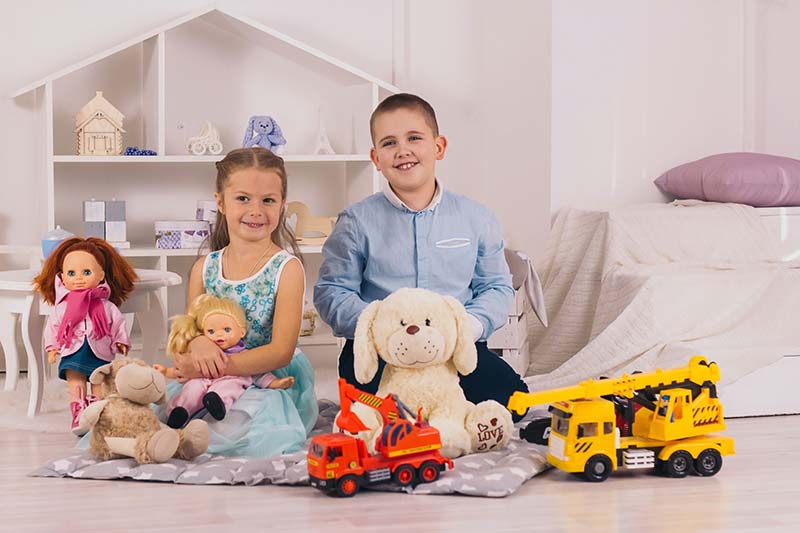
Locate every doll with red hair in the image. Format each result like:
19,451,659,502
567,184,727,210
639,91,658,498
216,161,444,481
33,237,138,435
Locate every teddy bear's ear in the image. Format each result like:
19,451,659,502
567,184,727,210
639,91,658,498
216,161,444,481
353,299,382,384
89,363,113,385
442,295,478,376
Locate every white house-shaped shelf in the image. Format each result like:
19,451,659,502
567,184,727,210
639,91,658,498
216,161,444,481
12,4,400,236
13,4,400,158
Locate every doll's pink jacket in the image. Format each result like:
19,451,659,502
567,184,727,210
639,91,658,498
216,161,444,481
43,276,130,361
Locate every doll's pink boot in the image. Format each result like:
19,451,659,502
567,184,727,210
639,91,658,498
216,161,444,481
70,387,97,437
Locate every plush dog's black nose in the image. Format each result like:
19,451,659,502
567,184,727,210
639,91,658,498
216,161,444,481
406,325,419,335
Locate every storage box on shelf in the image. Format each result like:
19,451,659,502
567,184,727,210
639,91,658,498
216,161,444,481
14,6,399,349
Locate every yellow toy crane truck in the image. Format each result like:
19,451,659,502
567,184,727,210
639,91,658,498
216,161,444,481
508,356,735,482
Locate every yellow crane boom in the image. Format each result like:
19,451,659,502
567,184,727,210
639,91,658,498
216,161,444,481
508,355,720,415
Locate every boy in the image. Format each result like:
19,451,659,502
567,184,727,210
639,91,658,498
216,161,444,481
314,93,528,413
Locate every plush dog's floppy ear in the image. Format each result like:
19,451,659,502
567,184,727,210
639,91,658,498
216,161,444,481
442,295,478,376
353,300,382,384
89,363,113,385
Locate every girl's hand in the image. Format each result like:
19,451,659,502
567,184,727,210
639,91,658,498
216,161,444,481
175,336,226,379
117,343,129,356
47,350,60,364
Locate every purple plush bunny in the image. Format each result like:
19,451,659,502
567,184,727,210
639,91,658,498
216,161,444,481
242,115,286,153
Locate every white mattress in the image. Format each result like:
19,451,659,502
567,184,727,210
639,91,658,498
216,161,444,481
524,202,800,413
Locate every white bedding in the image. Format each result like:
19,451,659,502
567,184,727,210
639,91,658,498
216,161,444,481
524,200,800,391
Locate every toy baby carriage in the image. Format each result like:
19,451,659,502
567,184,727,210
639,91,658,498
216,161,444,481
187,121,223,156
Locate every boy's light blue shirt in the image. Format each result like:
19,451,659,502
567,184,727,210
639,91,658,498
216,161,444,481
314,181,514,340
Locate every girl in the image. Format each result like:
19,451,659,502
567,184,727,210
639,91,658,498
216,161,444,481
155,294,294,429
33,237,137,435
163,146,317,456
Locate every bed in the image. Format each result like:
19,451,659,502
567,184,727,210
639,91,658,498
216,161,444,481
522,201,800,417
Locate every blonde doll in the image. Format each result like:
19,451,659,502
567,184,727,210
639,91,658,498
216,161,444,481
33,237,137,435
155,294,293,429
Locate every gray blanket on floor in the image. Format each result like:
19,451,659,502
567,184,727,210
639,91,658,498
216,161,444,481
30,401,550,497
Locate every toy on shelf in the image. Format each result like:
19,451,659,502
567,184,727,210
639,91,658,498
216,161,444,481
196,200,218,229
83,199,129,249
41,226,75,259
508,355,736,482
242,115,286,154
155,220,210,249
300,298,317,337
308,378,454,497
74,91,125,156
79,358,209,464
286,202,335,247
124,146,157,156
187,121,223,155
313,107,335,155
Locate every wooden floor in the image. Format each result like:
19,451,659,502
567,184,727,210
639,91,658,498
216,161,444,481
3,416,799,532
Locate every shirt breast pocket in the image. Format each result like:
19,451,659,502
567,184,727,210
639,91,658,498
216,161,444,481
434,237,475,286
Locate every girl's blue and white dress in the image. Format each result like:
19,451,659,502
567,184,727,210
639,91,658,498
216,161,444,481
79,249,317,457
165,249,317,456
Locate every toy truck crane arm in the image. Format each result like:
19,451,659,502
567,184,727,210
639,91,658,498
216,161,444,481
335,378,418,433
508,355,720,416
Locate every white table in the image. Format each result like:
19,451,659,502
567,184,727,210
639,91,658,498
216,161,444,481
0,268,181,416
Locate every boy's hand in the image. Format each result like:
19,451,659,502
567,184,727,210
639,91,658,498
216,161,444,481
117,343,129,356
47,350,60,364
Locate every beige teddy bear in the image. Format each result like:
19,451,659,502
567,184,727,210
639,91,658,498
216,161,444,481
78,358,209,464
348,287,513,458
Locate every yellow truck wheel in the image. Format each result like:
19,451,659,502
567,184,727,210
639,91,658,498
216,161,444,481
694,449,722,476
664,450,693,478
583,454,613,482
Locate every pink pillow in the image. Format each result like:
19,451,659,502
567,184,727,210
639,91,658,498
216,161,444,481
654,152,800,207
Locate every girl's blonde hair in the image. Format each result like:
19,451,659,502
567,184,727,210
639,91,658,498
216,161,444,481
166,294,247,357
208,147,302,261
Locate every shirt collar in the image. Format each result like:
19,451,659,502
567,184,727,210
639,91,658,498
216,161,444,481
381,180,443,212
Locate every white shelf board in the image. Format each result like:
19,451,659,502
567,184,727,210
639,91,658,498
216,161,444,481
122,245,322,257
53,154,371,163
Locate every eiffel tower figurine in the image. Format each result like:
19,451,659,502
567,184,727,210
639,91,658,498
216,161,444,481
313,107,336,155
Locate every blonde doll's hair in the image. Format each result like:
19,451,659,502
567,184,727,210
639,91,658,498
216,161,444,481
166,294,247,357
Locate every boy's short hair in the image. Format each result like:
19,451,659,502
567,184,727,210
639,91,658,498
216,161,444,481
370,93,440,141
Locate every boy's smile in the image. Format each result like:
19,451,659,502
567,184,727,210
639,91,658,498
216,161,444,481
370,108,447,209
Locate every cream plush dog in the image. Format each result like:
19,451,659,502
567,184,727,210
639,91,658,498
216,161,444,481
348,288,513,458
79,358,209,464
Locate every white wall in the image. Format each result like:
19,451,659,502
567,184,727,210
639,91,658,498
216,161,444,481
551,0,748,213
1,0,551,263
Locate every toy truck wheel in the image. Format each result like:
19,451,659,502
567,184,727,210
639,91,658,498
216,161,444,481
583,454,612,482
418,461,441,483
694,449,722,477
190,142,207,156
336,474,360,497
664,450,693,478
393,464,416,487
208,141,223,155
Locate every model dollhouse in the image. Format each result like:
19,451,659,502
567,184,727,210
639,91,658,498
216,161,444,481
74,91,125,156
